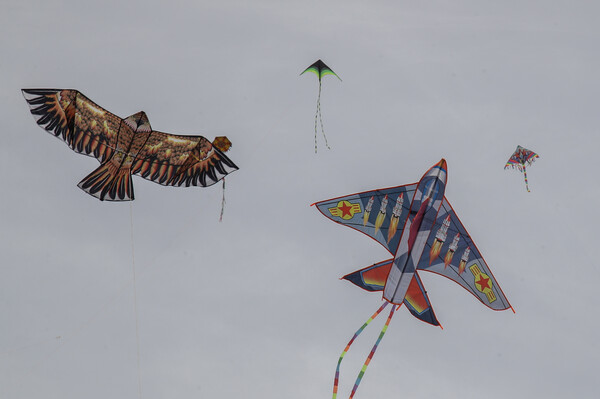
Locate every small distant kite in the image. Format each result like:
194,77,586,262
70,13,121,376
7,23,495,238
22,89,238,201
313,159,513,399
505,145,539,192
300,59,341,152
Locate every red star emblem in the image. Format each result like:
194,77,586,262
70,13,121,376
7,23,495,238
339,202,353,217
476,274,490,291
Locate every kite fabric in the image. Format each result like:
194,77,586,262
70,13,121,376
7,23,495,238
313,159,513,398
505,145,539,192
300,59,341,153
22,89,238,201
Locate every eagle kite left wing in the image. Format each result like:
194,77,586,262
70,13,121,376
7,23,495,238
22,89,238,201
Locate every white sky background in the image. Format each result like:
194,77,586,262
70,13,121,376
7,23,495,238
1,0,599,398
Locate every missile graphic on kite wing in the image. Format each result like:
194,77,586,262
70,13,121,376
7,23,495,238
429,215,451,264
458,246,471,274
444,233,460,268
363,196,374,226
387,193,404,243
374,194,388,233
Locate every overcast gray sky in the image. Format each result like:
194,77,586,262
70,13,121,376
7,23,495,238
1,1,599,398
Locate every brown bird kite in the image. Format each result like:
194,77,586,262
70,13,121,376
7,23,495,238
22,89,238,201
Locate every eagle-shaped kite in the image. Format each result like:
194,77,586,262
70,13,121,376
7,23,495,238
22,89,238,201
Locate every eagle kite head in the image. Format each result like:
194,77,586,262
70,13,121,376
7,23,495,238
124,111,152,133
212,136,232,152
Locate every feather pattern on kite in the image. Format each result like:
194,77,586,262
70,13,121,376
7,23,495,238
313,159,513,398
504,145,539,192
300,59,341,153
22,89,238,201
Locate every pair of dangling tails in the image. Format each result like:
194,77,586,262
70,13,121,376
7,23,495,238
313,159,514,398
333,302,397,399
301,60,341,153
22,89,238,218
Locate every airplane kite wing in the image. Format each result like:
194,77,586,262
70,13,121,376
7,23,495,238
312,183,417,255
416,198,512,310
23,89,238,201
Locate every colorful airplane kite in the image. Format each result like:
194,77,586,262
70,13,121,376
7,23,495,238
313,159,513,399
22,89,238,201
505,145,539,192
300,59,341,153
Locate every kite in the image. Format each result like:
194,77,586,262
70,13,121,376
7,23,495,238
300,59,341,152
22,89,238,201
313,159,513,399
505,145,539,192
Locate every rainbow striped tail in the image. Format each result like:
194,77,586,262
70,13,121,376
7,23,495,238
523,165,530,192
349,304,397,398
332,302,398,399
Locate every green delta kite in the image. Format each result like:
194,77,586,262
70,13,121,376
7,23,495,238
300,60,341,152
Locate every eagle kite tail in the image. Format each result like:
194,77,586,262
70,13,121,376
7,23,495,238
78,161,134,201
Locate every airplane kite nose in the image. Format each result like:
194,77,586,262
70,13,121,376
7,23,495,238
436,158,447,171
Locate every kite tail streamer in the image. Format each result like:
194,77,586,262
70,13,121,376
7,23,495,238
349,305,398,399
314,79,331,152
522,165,530,192
314,80,321,153
219,178,226,222
332,302,389,399
317,95,331,150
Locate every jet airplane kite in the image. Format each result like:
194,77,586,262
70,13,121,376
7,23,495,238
313,159,512,399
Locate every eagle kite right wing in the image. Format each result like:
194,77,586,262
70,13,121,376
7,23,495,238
131,132,238,188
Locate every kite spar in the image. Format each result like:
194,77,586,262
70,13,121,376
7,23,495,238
505,145,539,192
300,60,341,152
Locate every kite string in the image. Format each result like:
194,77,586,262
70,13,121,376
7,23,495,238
317,83,330,150
314,79,331,153
349,304,398,399
130,203,143,399
332,302,389,399
314,80,321,153
219,178,226,222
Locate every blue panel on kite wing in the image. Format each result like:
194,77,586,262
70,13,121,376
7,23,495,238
313,184,417,255
416,197,512,311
